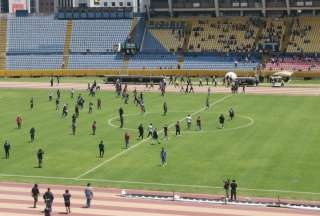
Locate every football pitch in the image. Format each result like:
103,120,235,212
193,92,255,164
0,88,319,201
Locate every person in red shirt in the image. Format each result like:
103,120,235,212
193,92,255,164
16,115,22,129
124,132,130,149
92,121,97,135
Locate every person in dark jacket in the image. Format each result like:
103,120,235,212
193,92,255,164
43,188,54,212
161,147,167,166
230,180,238,201
99,141,104,158
138,124,144,140
30,127,36,143
31,184,40,208
3,140,10,159
37,149,44,168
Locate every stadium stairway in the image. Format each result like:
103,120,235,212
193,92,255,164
63,20,73,69
281,18,293,53
0,17,7,69
181,21,192,52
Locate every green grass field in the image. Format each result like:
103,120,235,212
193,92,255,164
0,88,319,201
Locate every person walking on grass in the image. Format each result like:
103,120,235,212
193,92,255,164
230,180,238,201
163,102,168,116
37,149,44,168
152,128,160,144
55,97,60,110
92,121,97,135
30,97,34,110
138,123,144,140
30,127,36,143
119,107,124,128
99,141,104,158
16,115,22,129
196,116,202,130
186,114,192,129
84,183,93,208
71,122,76,135
147,123,153,138
219,114,225,129
175,121,181,135
163,125,168,139
124,132,130,149
229,108,235,120
97,98,102,110
63,190,71,214
161,147,167,166
3,140,10,159
31,184,40,208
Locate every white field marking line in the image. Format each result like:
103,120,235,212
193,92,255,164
107,111,198,131
1,173,320,196
76,95,232,179
182,115,255,134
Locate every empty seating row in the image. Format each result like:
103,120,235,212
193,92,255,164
7,55,63,69
128,54,179,69
68,54,124,69
70,19,132,53
7,16,67,54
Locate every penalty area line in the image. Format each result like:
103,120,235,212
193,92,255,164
0,173,320,196
76,95,232,179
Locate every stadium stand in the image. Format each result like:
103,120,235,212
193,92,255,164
70,19,132,53
0,16,7,69
258,18,286,51
266,56,320,71
7,16,67,54
287,17,320,54
68,54,124,69
128,54,179,69
7,55,64,70
183,54,259,70
188,17,259,53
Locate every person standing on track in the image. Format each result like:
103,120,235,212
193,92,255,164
223,179,230,199
31,184,40,208
84,183,93,208
43,188,54,213
63,189,71,214
230,180,238,201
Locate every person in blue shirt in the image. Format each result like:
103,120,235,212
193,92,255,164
161,147,167,167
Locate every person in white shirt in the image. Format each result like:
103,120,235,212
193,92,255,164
186,114,192,129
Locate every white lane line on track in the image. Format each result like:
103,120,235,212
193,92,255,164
76,95,232,179
1,173,320,195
